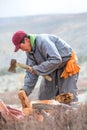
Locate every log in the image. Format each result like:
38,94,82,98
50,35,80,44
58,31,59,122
31,100,60,110
32,103,56,110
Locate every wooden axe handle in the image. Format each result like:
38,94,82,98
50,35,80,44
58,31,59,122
16,62,52,81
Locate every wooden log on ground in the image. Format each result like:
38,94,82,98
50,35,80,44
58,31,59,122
31,100,70,110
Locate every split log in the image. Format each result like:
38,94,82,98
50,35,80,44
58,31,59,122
32,100,59,110
31,100,71,110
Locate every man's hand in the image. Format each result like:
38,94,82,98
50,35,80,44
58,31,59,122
28,66,37,75
28,66,52,81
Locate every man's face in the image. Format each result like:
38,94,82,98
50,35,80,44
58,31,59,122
20,37,32,52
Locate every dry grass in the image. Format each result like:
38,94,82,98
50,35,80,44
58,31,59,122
0,103,87,130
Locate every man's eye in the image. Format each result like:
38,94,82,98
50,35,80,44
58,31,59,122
20,39,25,44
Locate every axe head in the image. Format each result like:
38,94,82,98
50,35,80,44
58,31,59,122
8,59,17,73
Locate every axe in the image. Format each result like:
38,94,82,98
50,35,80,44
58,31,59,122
8,59,52,81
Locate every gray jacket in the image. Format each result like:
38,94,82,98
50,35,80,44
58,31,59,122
22,34,75,100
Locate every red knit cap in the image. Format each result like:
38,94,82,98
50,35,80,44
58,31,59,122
12,30,27,52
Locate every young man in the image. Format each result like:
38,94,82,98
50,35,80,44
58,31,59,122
12,30,80,102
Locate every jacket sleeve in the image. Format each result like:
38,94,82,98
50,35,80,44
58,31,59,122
33,37,62,75
21,56,38,96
